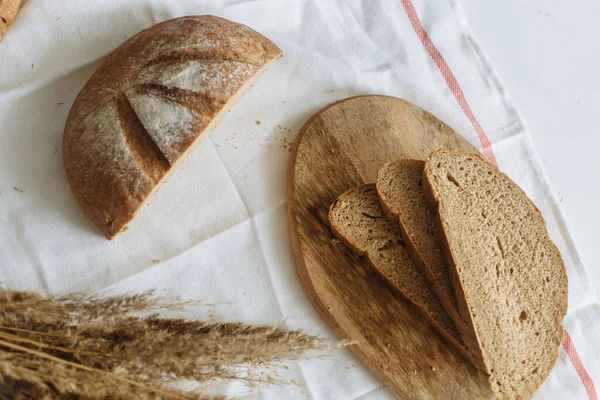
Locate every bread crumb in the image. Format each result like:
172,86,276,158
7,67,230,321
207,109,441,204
255,120,260,126
152,259,160,263
328,89,335,93
53,146,58,154
56,17,61,21
57,102,64,106
31,63,34,69
12,187,23,193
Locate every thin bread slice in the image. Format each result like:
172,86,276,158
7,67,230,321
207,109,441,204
423,148,568,399
377,159,461,328
328,184,473,365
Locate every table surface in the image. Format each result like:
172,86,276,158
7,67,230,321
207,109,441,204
460,0,600,299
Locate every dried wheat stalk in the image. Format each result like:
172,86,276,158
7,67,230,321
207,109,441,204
0,290,340,399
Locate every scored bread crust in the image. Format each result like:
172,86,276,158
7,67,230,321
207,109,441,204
0,0,21,43
328,184,476,366
422,148,568,400
63,16,282,239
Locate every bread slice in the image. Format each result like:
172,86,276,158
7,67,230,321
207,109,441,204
377,159,461,328
423,148,568,399
328,184,473,364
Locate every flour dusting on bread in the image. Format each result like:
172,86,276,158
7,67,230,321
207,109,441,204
136,60,258,105
125,91,196,163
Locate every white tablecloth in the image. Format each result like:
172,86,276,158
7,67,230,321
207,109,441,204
0,0,598,398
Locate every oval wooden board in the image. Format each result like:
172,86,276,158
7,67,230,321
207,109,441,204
287,95,493,399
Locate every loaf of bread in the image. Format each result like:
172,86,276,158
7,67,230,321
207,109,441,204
328,184,473,364
0,0,21,43
423,148,568,399
63,16,282,238
377,159,462,329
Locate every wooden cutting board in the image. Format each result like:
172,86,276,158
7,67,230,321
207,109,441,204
287,95,493,399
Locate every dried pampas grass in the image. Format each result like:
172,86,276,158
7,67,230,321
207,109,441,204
0,290,340,399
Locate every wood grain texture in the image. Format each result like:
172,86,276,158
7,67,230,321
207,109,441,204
287,95,493,399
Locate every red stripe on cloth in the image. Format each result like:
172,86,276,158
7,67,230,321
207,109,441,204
399,1,597,397
399,0,497,166
564,328,598,400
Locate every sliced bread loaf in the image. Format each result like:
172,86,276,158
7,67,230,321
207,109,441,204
377,159,461,328
328,184,473,364
423,148,568,399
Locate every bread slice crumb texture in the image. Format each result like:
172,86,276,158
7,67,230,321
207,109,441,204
328,184,470,361
377,159,460,325
423,148,568,399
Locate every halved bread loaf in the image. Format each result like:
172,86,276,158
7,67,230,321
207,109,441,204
63,16,282,239
377,159,461,328
423,148,568,399
328,184,473,364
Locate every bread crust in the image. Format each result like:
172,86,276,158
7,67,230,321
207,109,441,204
63,16,282,238
0,0,21,43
